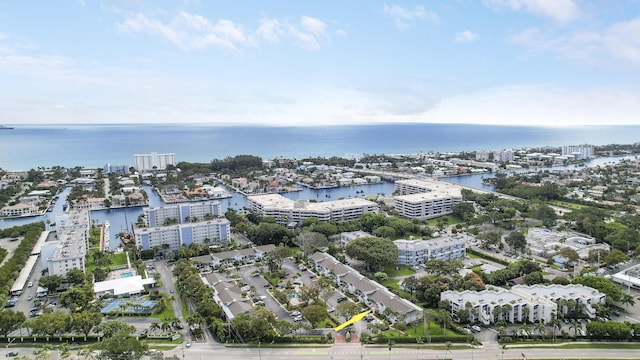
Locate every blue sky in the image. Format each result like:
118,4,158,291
1,1,639,126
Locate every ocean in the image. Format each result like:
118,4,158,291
1,123,639,171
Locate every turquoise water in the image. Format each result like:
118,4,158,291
120,272,134,278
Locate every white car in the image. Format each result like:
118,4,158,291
185,340,192,348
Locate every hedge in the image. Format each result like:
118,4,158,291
466,248,510,266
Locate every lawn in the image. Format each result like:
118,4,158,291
549,200,588,210
426,215,462,227
383,265,415,277
382,279,400,290
111,252,128,267
404,322,459,338
155,301,176,322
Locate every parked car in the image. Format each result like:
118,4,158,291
6,351,18,357
185,340,192,348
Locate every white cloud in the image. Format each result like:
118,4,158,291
335,29,348,38
511,17,640,69
300,16,326,36
455,30,478,43
257,18,284,43
425,84,640,126
383,3,439,30
288,25,321,51
482,0,580,24
117,12,338,52
116,12,251,53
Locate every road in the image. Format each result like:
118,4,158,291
154,259,187,334
3,341,640,360
157,341,640,360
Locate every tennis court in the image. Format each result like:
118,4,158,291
101,299,157,314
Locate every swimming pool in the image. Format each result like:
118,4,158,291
120,272,134,278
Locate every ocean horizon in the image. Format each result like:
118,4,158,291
1,123,638,171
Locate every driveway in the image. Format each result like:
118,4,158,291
239,264,293,321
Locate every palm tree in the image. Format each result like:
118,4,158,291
161,322,172,334
549,315,562,342
621,293,636,311
150,321,161,335
534,322,546,340
522,306,531,324
569,322,581,338
519,323,531,339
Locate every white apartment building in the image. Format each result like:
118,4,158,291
0,203,40,217
562,145,594,160
493,149,514,163
247,194,379,224
42,210,90,276
441,284,605,325
133,152,176,171
476,151,490,162
134,218,231,251
143,200,223,227
394,189,462,220
394,236,466,265
395,178,456,195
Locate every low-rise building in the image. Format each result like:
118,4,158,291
441,284,605,325
191,244,276,268
247,194,379,225
310,252,423,323
202,273,252,320
393,189,462,220
526,228,610,260
0,203,40,217
394,236,467,265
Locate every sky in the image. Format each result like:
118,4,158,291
1,1,639,127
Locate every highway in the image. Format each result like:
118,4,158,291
158,341,640,360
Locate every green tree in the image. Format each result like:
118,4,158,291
301,304,328,327
452,202,475,223
573,276,623,302
558,247,580,263
504,231,526,253
96,334,147,360
0,309,26,336
604,249,629,267
295,231,328,255
60,284,95,312
72,311,103,339
39,274,64,293
345,237,399,271
96,320,135,338
66,268,87,285
620,293,636,311
372,226,396,239
336,301,360,320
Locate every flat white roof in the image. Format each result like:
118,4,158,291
94,275,156,296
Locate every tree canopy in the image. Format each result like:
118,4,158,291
345,237,399,271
